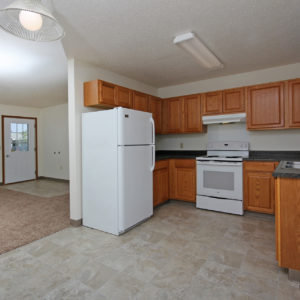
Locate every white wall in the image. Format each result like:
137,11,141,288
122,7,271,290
39,103,69,180
156,123,300,151
156,62,300,151
68,59,157,221
0,103,69,183
0,104,41,183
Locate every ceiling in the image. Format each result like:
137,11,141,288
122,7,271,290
56,0,300,87
0,0,300,107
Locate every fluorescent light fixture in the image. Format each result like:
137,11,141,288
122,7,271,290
173,32,223,70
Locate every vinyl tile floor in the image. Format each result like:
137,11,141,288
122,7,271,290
3,179,69,198
0,201,299,300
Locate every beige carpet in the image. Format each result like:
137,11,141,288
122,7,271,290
0,188,70,255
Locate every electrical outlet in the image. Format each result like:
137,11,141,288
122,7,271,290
180,142,184,149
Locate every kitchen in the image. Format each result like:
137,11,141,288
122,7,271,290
82,75,300,285
1,1,300,299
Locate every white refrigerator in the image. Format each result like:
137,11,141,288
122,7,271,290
82,107,155,235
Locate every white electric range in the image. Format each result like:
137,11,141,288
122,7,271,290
196,141,249,215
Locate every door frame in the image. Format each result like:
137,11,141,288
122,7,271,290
1,115,38,185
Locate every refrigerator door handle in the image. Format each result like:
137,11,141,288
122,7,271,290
151,145,155,172
150,118,155,145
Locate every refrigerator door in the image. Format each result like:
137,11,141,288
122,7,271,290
118,145,154,233
118,107,155,146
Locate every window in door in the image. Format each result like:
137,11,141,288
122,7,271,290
10,123,29,152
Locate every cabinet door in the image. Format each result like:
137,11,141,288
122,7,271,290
243,161,277,214
223,88,245,114
276,177,300,270
100,81,117,106
117,86,132,108
202,91,223,115
287,79,300,128
163,98,183,134
84,80,116,107
153,160,169,207
133,91,149,112
183,95,204,133
169,159,196,202
246,82,285,130
149,96,162,134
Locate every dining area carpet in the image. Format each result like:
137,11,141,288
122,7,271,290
0,181,69,255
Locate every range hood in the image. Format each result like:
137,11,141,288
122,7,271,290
202,113,246,125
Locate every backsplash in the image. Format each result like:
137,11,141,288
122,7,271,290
156,123,300,151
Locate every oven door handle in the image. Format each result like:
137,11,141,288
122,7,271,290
197,162,242,167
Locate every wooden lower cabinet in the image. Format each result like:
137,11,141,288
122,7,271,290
243,161,278,214
153,160,169,207
275,177,300,271
169,159,196,202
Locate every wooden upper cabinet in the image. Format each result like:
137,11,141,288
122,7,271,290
133,91,149,112
149,96,162,134
243,161,277,214
247,81,285,130
183,95,204,133
202,91,223,115
84,80,117,107
169,159,196,202
162,97,183,134
116,86,132,108
223,88,245,114
287,79,300,128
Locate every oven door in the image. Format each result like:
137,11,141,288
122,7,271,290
197,161,243,200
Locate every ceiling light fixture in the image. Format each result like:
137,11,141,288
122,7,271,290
0,0,64,42
173,32,223,70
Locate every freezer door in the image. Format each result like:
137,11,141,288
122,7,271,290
118,107,155,145
118,145,154,233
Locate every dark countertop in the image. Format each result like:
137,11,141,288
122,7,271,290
156,150,206,161
273,161,300,178
156,150,300,162
243,151,300,162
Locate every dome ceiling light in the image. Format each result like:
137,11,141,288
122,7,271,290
0,0,64,42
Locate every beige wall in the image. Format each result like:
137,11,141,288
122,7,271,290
158,62,300,98
39,104,69,180
156,62,300,151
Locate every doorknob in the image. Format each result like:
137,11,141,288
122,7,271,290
6,154,10,158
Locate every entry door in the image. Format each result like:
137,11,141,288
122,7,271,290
3,117,36,184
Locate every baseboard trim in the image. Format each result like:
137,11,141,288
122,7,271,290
70,219,82,227
38,176,69,183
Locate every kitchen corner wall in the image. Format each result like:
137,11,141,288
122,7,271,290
0,103,69,183
68,58,157,221
156,62,300,151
